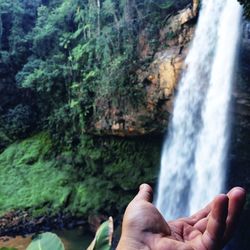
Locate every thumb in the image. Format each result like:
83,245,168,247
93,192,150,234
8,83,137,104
133,184,153,203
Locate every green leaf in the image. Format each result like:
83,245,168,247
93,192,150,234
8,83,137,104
70,83,80,89
87,217,114,250
70,100,79,108
26,232,65,250
72,28,83,39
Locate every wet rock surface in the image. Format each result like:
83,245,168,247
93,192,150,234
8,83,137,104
0,211,87,237
227,20,250,250
229,20,250,194
89,4,197,137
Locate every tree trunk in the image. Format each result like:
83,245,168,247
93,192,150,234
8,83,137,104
97,0,101,36
193,0,199,16
124,0,133,24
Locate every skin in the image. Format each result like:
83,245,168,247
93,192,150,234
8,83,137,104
117,184,246,250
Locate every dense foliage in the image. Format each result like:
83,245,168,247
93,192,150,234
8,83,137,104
0,0,190,148
0,0,248,147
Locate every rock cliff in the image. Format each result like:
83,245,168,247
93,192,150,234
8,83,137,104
89,3,197,136
229,21,250,189
227,20,250,250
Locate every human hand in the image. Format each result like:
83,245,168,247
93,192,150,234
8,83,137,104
117,184,246,250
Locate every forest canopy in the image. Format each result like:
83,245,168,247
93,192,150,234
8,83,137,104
0,0,191,146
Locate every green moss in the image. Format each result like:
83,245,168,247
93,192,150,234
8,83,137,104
0,133,72,216
0,132,162,218
67,135,162,216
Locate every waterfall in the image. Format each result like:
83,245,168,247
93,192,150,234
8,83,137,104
156,0,242,219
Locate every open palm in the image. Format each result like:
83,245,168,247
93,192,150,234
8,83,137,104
117,184,246,250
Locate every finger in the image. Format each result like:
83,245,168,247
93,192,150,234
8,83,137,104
181,202,212,226
202,195,229,249
223,187,246,244
133,183,153,203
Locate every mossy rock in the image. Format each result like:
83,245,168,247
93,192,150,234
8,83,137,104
0,132,162,218
0,133,72,216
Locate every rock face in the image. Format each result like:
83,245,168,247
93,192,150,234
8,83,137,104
89,4,197,136
227,21,250,250
0,210,87,236
229,21,250,189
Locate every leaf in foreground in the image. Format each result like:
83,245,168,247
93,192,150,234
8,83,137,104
26,232,64,250
87,217,114,250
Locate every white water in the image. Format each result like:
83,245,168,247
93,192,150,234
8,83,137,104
156,0,242,219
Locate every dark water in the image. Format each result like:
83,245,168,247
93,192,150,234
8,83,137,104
0,228,93,250
55,228,93,250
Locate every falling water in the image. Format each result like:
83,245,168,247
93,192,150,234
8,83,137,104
156,0,242,219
